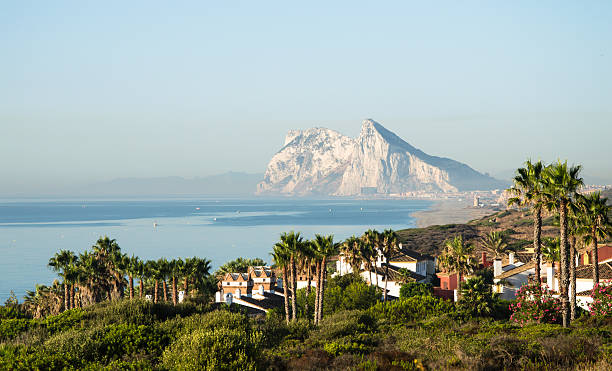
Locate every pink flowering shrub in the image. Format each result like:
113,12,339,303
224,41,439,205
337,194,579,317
509,284,561,326
588,280,612,317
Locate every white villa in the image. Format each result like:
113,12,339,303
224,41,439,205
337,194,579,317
336,244,435,297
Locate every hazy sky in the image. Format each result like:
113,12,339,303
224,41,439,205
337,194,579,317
1,1,611,194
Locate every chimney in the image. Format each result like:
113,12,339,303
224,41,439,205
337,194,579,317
481,252,487,266
494,259,502,277
547,263,556,291
509,252,515,265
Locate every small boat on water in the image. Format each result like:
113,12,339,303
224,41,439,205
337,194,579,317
153,222,158,228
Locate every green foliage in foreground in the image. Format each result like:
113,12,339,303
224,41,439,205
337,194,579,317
2,278,612,370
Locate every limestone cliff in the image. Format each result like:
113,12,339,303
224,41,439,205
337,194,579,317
257,119,505,196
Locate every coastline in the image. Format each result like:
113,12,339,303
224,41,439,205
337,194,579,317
411,198,497,228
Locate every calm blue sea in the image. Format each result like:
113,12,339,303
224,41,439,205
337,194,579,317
0,198,431,302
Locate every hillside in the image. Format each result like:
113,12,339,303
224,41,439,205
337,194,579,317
397,208,562,257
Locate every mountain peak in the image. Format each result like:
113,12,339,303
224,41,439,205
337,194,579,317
258,119,506,196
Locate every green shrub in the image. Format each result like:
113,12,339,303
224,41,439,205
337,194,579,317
0,344,83,370
368,296,455,323
0,318,33,341
399,282,433,299
458,277,496,317
324,276,379,314
43,308,85,334
162,312,262,370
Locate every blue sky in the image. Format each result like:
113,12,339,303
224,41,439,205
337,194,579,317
1,1,611,194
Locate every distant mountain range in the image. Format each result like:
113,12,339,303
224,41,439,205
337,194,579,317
257,119,508,196
73,172,263,196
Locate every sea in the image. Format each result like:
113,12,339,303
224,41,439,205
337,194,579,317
0,197,432,302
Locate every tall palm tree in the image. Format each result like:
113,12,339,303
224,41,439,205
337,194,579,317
480,230,510,260
276,231,303,321
135,258,147,299
567,210,582,321
157,258,171,302
271,244,291,324
508,160,547,288
541,237,560,272
576,191,612,284
381,229,400,302
190,257,212,296
543,160,583,327
125,255,140,300
362,229,382,287
312,234,336,324
48,250,77,311
298,241,315,319
341,236,363,274
171,258,183,305
358,234,377,285
146,260,161,303
440,235,476,299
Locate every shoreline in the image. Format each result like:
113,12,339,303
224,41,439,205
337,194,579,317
412,199,498,228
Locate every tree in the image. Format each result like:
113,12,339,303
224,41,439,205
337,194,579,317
135,258,147,299
271,244,291,324
480,230,510,260
172,258,184,305
543,160,583,327
458,276,496,317
157,258,170,302
440,235,476,299
380,229,400,302
362,229,382,287
541,237,560,270
576,191,612,285
48,250,77,311
276,231,303,321
214,257,267,279
341,236,363,274
508,160,547,289
298,240,315,320
312,234,337,323
146,260,161,303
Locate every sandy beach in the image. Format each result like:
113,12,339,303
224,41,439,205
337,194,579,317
411,198,497,228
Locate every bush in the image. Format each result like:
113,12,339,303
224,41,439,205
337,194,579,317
399,282,433,299
0,318,33,341
162,311,262,370
458,277,496,317
509,284,561,326
589,280,612,317
43,308,85,334
311,311,377,356
324,275,379,314
368,295,455,323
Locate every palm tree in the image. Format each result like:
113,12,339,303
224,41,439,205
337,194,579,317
135,258,147,299
341,236,363,274
567,210,582,321
576,191,612,285
543,160,583,327
380,229,400,302
146,260,161,303
276,231,303,321
157,258,171,302
508,160,546,288
480,230,510,260
124,255,141,300
358,234,377,285
362,229,382,287
541,237,560,270
298,241,315,319
190,257,212,296
440,235,476,299
312,234,336,323
271,244,291,324
171,258,183,305
48,250,77,311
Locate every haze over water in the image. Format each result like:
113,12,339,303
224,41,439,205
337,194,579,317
0,197,431,302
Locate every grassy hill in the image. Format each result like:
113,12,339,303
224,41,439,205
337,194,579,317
397,208,562,257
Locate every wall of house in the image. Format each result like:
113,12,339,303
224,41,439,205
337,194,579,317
497,268,532,300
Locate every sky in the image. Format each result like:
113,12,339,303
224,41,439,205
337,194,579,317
1,1,611,195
